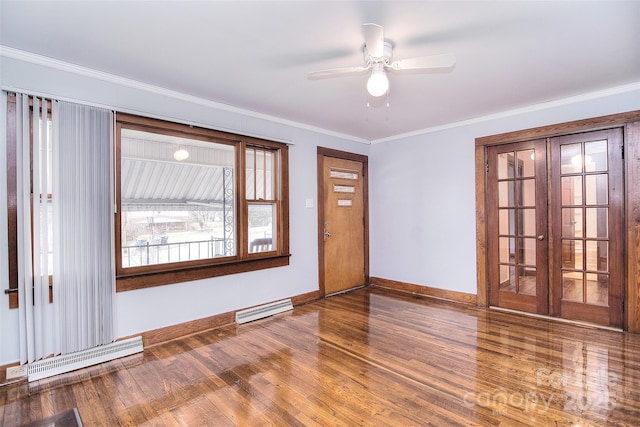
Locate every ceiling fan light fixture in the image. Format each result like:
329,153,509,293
307,24,455,101
366,64,389,97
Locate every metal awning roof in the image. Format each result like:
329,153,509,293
121,129,235,211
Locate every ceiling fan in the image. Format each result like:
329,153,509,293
308,23,456,99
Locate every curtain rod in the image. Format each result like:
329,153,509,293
2,86,295,145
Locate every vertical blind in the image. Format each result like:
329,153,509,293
56,100,115,354
15,93,115,363
16,95,55,362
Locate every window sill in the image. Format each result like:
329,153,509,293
116,254,291,292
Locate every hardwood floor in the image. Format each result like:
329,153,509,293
2,286,640,426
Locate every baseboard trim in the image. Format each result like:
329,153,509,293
370,277,477,305
2,290,323,382
292,290,322,306
141,289,322,347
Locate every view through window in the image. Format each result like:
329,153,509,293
120,128,236,268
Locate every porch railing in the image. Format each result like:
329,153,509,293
122,237,226,267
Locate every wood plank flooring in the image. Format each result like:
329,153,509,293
3,286,640,426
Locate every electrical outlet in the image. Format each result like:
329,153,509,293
6,365,27,379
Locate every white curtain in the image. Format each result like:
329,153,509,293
15,94,115,363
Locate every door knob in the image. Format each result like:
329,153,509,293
324,231,331,237
538,235,545,241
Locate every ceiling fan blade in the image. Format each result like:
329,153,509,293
307,66,369,80
389,53,456,71
362,23,384,58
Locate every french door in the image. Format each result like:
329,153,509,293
488,140,549,314
488,129,624,328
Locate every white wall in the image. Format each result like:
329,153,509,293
0,55,368,364
369,86,640,295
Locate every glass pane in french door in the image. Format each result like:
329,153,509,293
488,140,548,314
497,149,537,295
559,140,609,306
552,129,623,328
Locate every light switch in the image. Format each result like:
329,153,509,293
305,198,314,208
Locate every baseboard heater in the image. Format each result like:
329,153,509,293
6,336,144,382
235,298,293,324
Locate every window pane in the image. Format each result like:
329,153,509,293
516,149,535,177
586,240,608,272
563,271,583,302
248,203,276,253
120,128,236,267
585,174,608,205
497,152,515,179
247,148,275,201
561,143,582,174
520,208,536,236
45,200,54,276
519,237,536,265
562,208,583,238
498,181,514,207
561,176,582,205
500,265,516,292
519,268,536,295
499,209,515,235
265,151,274,200
44,119,54,195
41,119,55,275
562,239,583,270
499,237,515,263
520,179,535,207
586,273,608,306
255,150,265,200
586,208,608,238
584,140,607,172
246,148,255,200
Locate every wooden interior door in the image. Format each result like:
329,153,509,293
488,140,549,314
318,151,367,296
550,129,624,328
487,129,624,328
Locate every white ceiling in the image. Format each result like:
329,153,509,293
1,1,639,142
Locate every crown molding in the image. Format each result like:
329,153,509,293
0,46,370,145
4,45,637,146
372,81,640,144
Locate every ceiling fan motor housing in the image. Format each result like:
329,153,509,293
364,41,393,65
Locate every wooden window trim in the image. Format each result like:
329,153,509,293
115,113,290,292
116,255,291,292
5,95,18,308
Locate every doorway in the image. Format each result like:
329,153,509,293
486,129,624,328
317,148,369,296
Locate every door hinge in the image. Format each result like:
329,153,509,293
485,162,489,173
621,145,625,160
622,299,625,313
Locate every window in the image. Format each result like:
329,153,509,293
119,128,236,267
115,114,290,291
246,147,278,254
5,95,55,308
